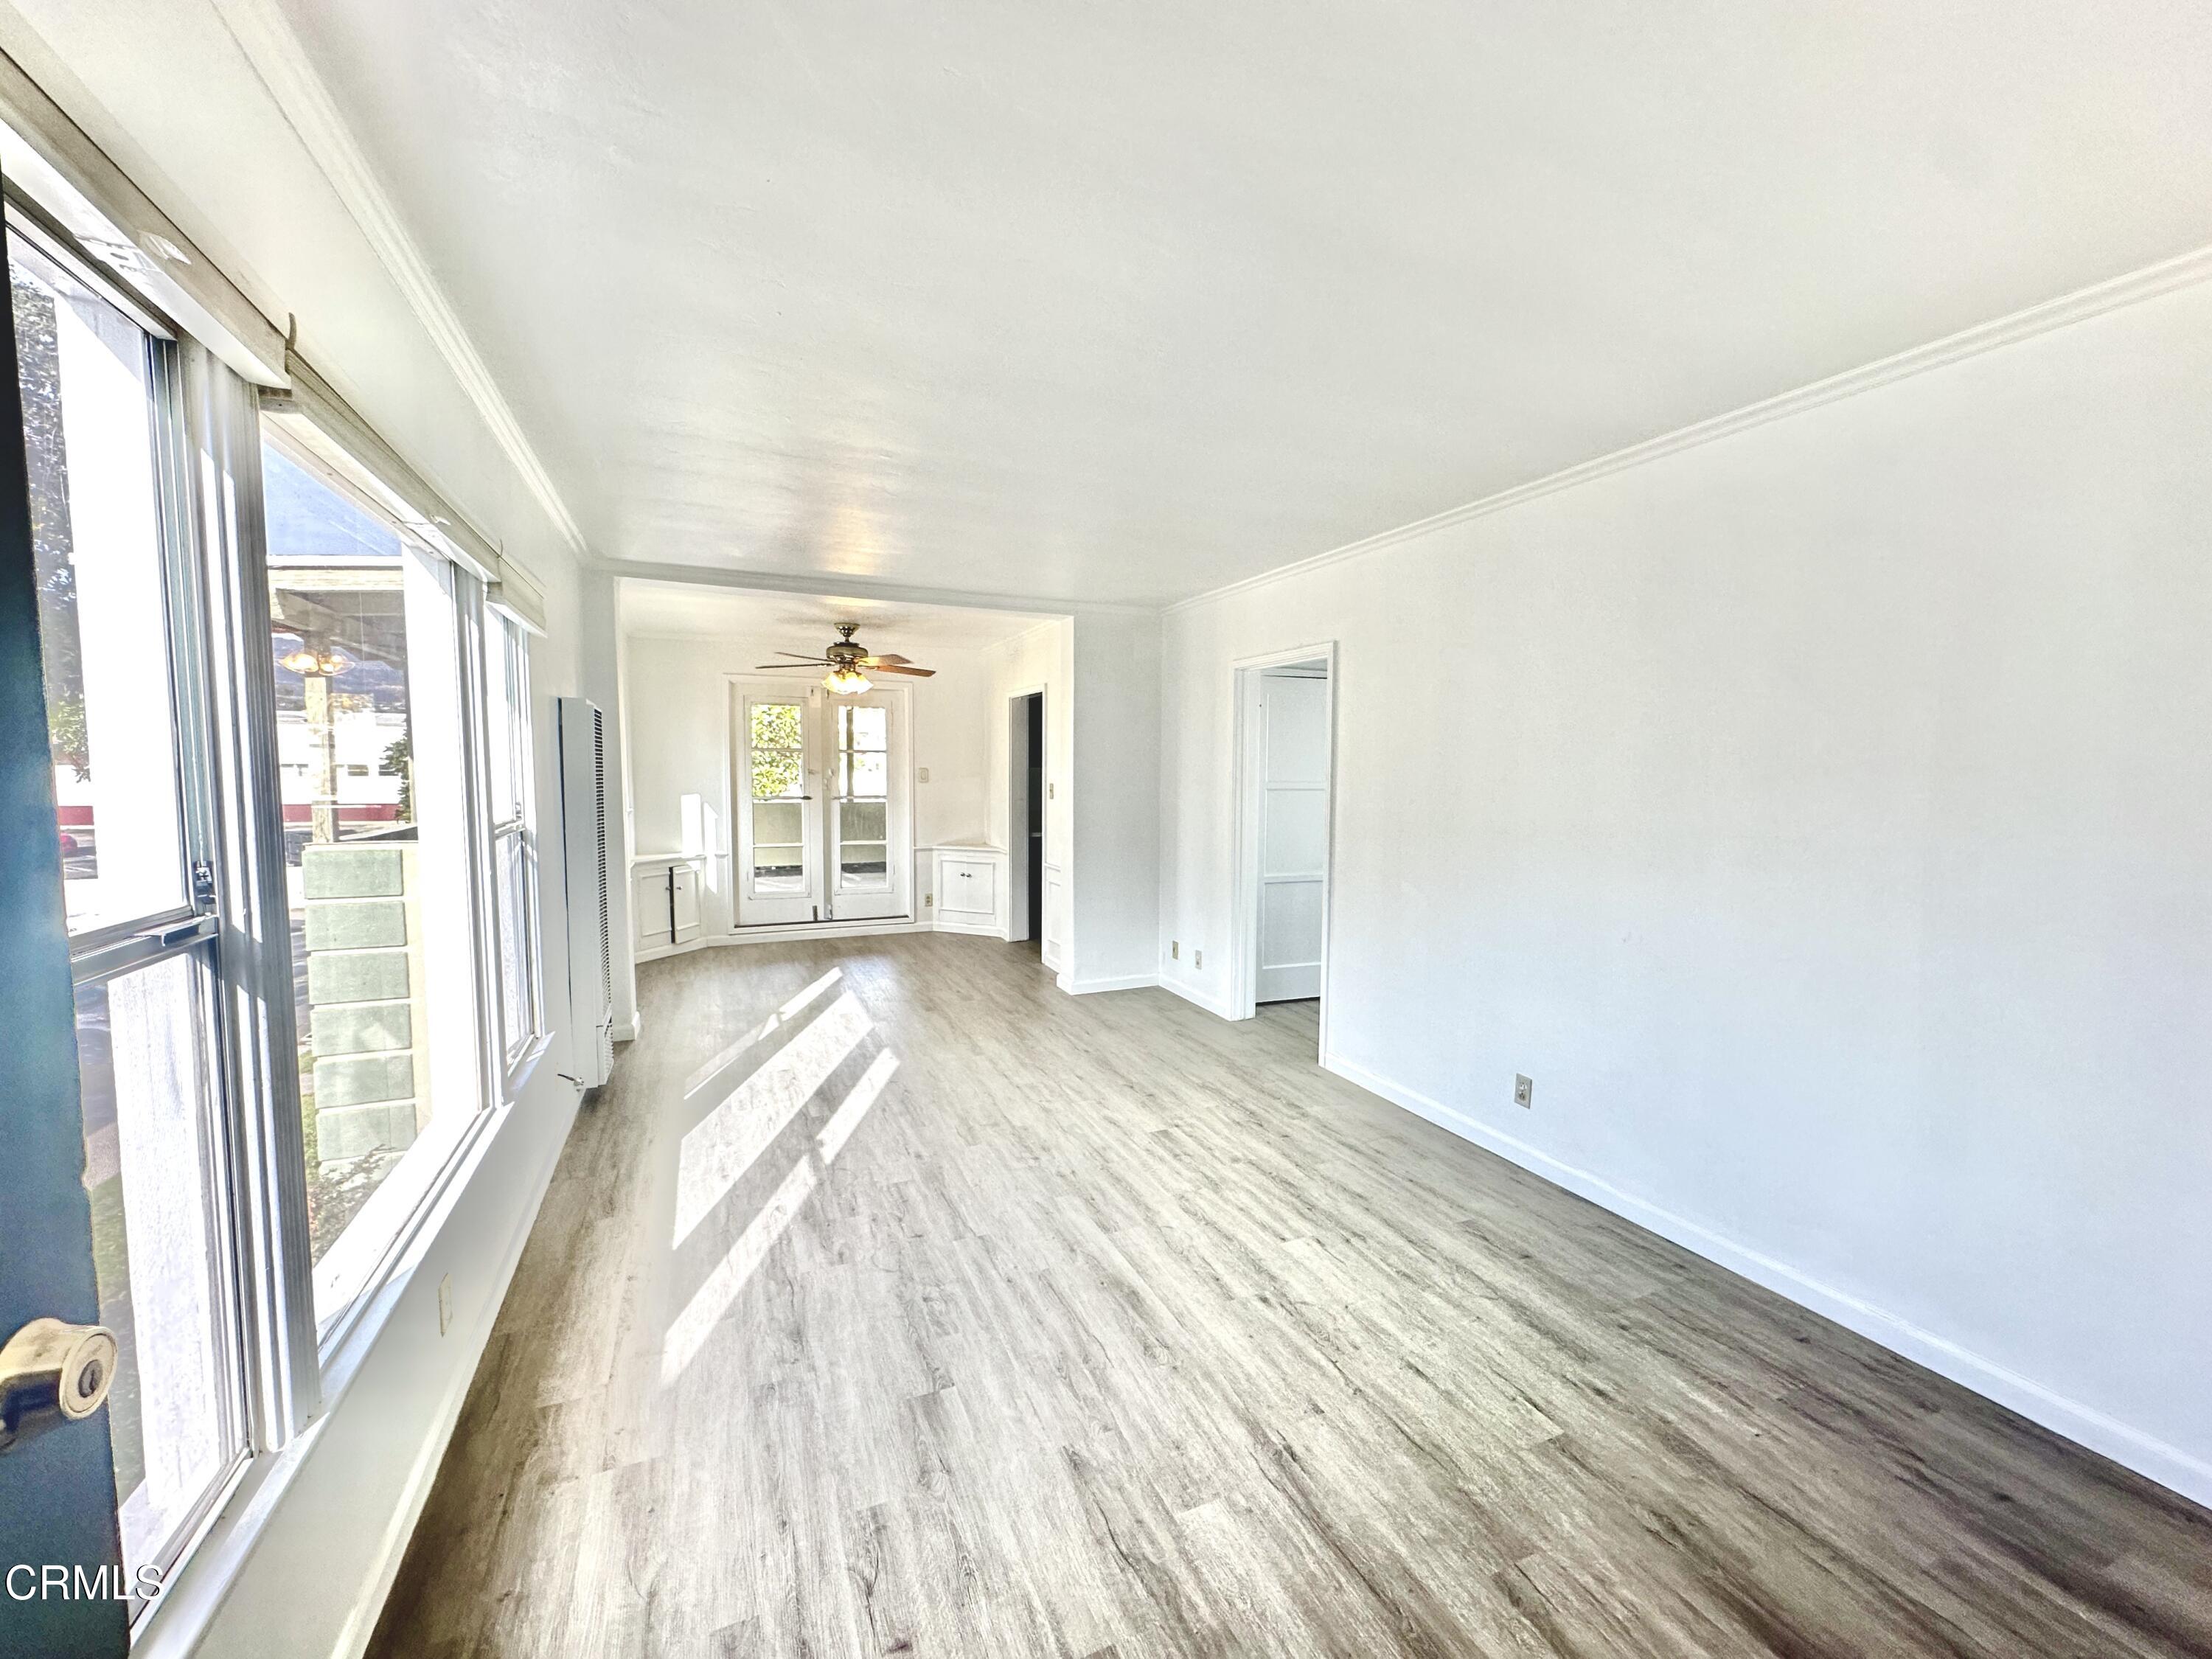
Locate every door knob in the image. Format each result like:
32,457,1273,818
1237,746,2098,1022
0,1318,118,1453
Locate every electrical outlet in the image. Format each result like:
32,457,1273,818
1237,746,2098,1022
1048,782,1055,799
1194,948,1203,969
437,1273,453,1335
924,891,933,907
1171,940,1179,959
1514,1074,1534,1109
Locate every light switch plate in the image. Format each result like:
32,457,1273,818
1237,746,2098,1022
917,766,930,782
1514,1074,1534,1109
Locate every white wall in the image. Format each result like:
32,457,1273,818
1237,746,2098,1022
622,630,996,936
1158,274,2212,1506
1070,611,1162,991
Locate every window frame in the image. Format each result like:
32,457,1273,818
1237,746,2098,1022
7,191,261,1624
484,605,545,1085
257,427,515,1354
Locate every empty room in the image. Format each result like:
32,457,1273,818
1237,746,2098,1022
0,4,2208,1657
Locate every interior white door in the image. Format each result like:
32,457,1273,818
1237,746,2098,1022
734,684,910,926
1255,671,1328,1002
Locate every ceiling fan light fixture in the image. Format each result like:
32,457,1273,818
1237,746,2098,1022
824,665,872,695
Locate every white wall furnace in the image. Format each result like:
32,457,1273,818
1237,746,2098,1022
1158,271,2212,1506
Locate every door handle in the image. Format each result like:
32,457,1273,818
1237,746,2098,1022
0,1318,118,1453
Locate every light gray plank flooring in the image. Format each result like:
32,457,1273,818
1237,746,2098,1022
369,933,2212,1658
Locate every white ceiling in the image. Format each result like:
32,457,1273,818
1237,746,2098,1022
618,580,1050,656
276,0,2212,606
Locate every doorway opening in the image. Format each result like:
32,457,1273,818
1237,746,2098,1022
1008,690,1044,952
1231,647,1335,1059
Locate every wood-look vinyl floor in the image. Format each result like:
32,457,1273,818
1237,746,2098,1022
369,934,2212,1658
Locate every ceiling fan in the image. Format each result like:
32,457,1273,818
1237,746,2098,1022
755,622,937,695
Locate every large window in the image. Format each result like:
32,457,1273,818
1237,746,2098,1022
263,439,490,1321
12,218,248,1611
4,113,556,1639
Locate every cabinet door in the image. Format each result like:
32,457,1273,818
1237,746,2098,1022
670,865,701,942
633,871,672,947
940,858,997,918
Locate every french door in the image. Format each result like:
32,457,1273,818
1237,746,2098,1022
734,682,909,927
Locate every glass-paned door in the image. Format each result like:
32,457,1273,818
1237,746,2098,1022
735,692,820,925
731,684,909,926
4,213,249,1636
829,695,903,922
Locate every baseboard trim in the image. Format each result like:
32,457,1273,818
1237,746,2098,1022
333,1095,575,1659
1159,974,1238,1019
1320,1048,2212,1510
1068,972,1158,995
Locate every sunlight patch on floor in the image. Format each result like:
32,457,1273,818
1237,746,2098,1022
680,967,843,1102
672,988,869,1245
659,1044,897,1384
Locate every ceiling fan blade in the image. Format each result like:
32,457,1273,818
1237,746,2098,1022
753,662,826,670
773,650,827,661
866,663,935,677
858,653,911,666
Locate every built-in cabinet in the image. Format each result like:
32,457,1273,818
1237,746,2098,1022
928,842,1008,937
634,852,705,953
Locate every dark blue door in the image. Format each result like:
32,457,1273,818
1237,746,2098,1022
0,201,132,1658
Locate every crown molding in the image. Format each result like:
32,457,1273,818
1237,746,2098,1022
1169,240,2212,616
593,557,1153,618
210,0,591,560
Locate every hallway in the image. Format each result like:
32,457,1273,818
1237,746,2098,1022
370,935,2212,1658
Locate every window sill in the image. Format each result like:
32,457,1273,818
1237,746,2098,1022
131,1053,575,1659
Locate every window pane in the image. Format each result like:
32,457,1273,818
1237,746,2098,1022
74,953,241,1587
266,445,482,1313
495,829,531,1060
843,750,888,799
749,702,801,749
486,616,518,827
753,799,801,846
10,238,187,934
841,704,887,751
838,842,888,886
749,702,803,801
841,799,886,843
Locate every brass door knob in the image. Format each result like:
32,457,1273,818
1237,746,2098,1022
0,1318,118,1453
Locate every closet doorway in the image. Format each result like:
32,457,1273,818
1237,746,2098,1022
1231,646,1335,1053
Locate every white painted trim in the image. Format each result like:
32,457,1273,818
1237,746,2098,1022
133,1083,580,1659
1068,972,1158,995
326,1100,573,1659
1320,1047,2212,1509
1004,681,1047,945
931,916,1007,939
1158,974,1237,1020
1228,644,1338,1055
209,0,590,560
611,1014,641,1043
1169,240,2212,617
598,557,1136,618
